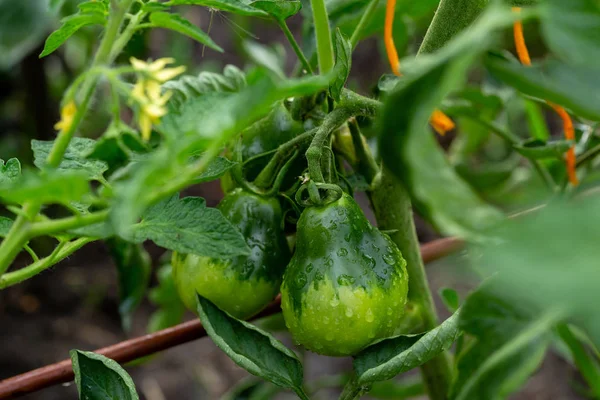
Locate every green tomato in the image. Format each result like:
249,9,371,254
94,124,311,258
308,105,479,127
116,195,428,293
172,189,291,320
281,193,409,356
220,102,306,194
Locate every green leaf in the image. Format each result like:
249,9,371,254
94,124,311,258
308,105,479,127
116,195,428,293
85,123,149,170
163,65,247,109
0,217,13,237
166,0,269,17
330,29,352,102
0,170,89,205
0,158,21,184
40,11,106,58
540,0,600,67
0,0,51,69
106,238,152,332
513,139,573,160
128,195,250,258
484,55,600,121
466,197,600,349
353,310,461,385
193,156,236,183
141,2,171,12
249,0,301,20
197,295,308,399
378,6,513,241
111,70,328,235
523,99,550,141
70,350,139,400
149,12,223,52
439,287,459,313
32,138,109,181
242,40,286,79
452,284,557,400
147,263,186,332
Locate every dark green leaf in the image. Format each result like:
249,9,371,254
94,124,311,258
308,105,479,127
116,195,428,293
0,158,21,184
32,138,108,181
0,0,50,69
166,0,268,17
197,295,307,399
106,238,152,332
147,263,186,332
452,283,557,400
40,12,106,58
70,350,139,400
249,0,301,19
128,195,250,258
354,310,461,385
193,156,236,183
513,139,573,160
484,55,600,121
540,0,600,66
85,123,149,170
439,287,460,313
149,12,223,52
330,29,352,102
0,170,89,205
0,217,12,237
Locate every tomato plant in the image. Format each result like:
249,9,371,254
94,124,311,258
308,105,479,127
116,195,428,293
1,0,600,399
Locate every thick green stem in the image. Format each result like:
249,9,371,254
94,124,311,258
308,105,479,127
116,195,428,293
306,90,381,182
278,20,313,75
349,0,380,49
370,168,453,400
310,0,335,74
0,238,94,289
417,0,489,56
253,128,318,189
0,0,136,275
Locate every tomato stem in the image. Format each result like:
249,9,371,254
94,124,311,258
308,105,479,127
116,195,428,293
278,19,314,75
310,0,335,74
348,120,379,184
370,169,454,400
349,0,380,49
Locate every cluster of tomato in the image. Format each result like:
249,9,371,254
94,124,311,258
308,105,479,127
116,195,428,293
172,103,408,357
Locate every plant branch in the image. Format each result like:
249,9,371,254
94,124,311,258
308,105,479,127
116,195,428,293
306,90,381,182
369,168,454,400
310,0,335,74
349,0,380,49
0,238,94,289
0,237,460,399
27,210,109,238
278,19,313,75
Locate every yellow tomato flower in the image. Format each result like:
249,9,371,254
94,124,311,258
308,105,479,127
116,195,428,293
54,100,77,132
129,57,185,140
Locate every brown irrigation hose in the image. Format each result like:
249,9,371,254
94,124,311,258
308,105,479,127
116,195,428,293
0,236,463,399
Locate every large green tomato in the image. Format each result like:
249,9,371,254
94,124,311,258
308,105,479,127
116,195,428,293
281,193,409,356
220,103,307,193
172,189,291,319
